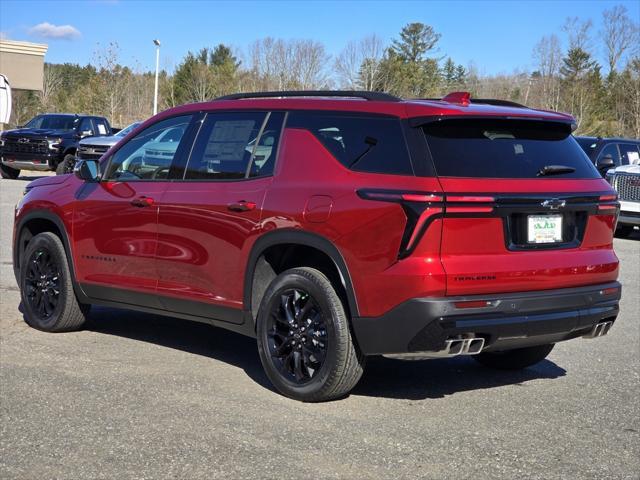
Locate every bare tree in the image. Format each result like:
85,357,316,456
563,17,593,52
335,34,384,89
39,64,63,110
532,34,562,110
601,5,639,73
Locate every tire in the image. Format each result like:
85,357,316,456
20,232,89,332
473,344,554,370
615,225,634,238
0,163,20,179
256,267,365,402
55,154,76,175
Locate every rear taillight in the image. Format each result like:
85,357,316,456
357,189,497,258
357,189,444,258
597,194,619,214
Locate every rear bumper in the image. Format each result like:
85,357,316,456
351,282,621,355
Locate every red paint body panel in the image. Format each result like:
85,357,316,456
13,96,619,327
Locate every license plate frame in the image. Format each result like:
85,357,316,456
527,214,563,244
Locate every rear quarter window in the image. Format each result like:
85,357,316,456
423,119,600,179
287,112,414,175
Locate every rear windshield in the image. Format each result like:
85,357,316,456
423,119,600,179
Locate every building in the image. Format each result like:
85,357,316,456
0,40,48,127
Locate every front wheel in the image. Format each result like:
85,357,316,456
473,344,555,370
20,232,90,332
0,163,20,179
256,267,365,402
55,154,76,175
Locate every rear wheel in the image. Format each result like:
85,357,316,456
256,267,365,402
55,154,76,175
615,225,634,238
473,344,554,370
0,163,20,179
20,232,89,332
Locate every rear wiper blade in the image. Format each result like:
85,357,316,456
537,165,576,176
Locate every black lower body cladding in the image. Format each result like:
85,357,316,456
351,282,621,355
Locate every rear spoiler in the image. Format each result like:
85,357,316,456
408,115,577,132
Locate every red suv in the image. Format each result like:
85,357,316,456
13,91,621,402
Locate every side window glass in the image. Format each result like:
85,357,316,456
104,115,192,181
287,112,413,175
95,119,109,136
184,112,267,180
619,144,640,165
249,112,285,178
79,118,94,136
597,144,620,165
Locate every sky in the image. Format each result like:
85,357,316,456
1,0,639,75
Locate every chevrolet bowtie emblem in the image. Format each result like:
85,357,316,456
541,198,566,210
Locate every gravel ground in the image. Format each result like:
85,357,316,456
1,172,639,479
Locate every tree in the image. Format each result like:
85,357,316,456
335,34,384,89
562,17,593,52
378,22,443,97
532,35,562,110
390,22,440,62
601,5,639,73
560,48,602,133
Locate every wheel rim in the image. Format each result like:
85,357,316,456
24,248,61,320
266,288,328,384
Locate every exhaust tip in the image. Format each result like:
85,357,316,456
583,321,613,339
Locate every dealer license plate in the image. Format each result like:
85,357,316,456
527,215,563,243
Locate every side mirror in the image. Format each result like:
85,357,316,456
596,154,615,176
81,130,94,138
74,159,100,182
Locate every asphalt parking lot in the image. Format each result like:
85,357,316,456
1,172,638,479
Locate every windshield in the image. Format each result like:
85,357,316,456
26,115,78,131
116,122,142,137
423,119,600,179
575,137,598,157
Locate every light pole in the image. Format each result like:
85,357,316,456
153,39,161,115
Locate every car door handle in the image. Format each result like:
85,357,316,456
131,196,155,208
227,200,256,212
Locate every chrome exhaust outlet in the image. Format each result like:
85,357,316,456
583,321,613,339
383,336,485,360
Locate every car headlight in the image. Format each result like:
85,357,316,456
47,138,63,149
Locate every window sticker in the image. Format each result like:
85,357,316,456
97,124,107,135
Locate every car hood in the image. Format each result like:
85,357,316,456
611,164,640,175
79,135,122,147
2,128,73,138
27,174,72,189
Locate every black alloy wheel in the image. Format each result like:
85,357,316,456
256,267,365,402
24,248,61,320
266,288,328,383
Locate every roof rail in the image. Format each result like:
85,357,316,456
470,98,527,108
215,90,402,102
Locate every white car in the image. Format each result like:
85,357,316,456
607,164,640,237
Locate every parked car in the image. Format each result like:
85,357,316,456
575,136,640,177
0,113,112,178
76,121,142,162
13,91,621,402
606,164,640,237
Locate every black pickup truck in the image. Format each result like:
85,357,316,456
0,113,111,179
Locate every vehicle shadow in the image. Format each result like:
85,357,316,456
352,355,566,400
84,306,274,391
83,306,566,401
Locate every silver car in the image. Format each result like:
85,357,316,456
76,121,142,161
